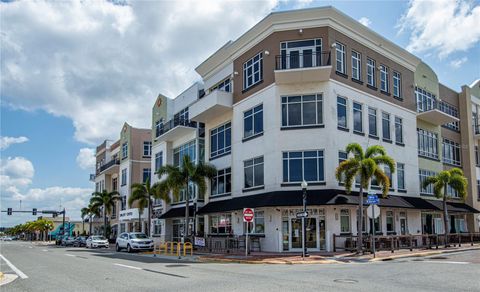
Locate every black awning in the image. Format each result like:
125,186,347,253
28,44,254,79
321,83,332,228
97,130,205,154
401,196,438,210
426,200,480,213
159,206,195,219
326,193,416,209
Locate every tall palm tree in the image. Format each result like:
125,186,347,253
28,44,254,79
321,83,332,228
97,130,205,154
82,204,100,236
422,168,468,244
130,178,170,236
90,190,120,237
157,155,216,242
335,143,395,254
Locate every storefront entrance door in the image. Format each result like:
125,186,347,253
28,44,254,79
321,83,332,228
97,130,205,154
290,218,318,250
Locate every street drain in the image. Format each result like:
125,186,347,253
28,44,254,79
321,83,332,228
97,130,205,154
165,264,189,268
334,279,358,284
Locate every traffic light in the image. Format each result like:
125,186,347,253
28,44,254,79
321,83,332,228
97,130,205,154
7,208,12,215
32,208,37,216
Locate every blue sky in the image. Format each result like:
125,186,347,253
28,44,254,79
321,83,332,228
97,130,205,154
1,0,479,227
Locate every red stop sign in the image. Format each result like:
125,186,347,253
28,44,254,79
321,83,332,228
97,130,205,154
243,208,254,222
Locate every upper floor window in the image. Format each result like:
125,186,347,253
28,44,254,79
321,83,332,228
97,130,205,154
368,108,378,137
382,112,391,141
211,168,232,197
337,96,348,129
143,141,152,157
395,116,403,144
280,38,322,69
283,150,324,183
210,78,231,93
244,104,263,139
419,169,437,195
367,58,376,87
121,168,127,186
210,122,231,159
417,128,438,159
121,196,126,211
353,102,363,133
476,146,480,166
397,163,405,190
442,139,461,166
122,142,128,159
243,52,263,90
155,151,163,172
415,87,436,113
335,42,346,74
143,168,151,183
173,140,196,167
393,71,401,98
380,65,389,93
155,119,164,138
351,51,361,80
445,121,460,132
244,156,264,189
174,107,189,123
281,94,323,127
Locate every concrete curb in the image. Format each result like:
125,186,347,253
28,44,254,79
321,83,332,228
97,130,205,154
369,246,480,262
197,257,341,265
0,273,18,287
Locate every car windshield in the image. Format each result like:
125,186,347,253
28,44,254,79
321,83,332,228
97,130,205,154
130,233,148,239
92,236,106,240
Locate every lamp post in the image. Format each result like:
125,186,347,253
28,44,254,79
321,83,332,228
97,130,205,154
301,180,309,258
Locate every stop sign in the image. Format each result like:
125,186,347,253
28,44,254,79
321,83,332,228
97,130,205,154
243,208,254,222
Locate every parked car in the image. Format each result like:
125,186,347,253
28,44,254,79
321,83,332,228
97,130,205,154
116,232,154,253
73,236,87,247
86,236,109,248
61,236,76,246
1,236,13,241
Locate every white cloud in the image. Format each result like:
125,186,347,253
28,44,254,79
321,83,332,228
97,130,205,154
398,0,480,58
293,0,313,9
0,157,35,188
76,148,96,170
450,57,468,69
0,136,29,150
358,17,371,27
1,0,280,145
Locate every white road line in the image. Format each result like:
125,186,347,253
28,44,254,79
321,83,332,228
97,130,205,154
114,263,142,270
64,254,75,257
421,260,470,265
42,249,49,252
0,254,29,279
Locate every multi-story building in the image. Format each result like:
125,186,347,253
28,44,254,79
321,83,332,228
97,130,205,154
145,7,479,253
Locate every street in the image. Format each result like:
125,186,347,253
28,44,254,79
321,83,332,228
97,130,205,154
1,241,479,291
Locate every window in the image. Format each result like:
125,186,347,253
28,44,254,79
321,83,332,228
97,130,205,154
340,209,350,233
397,163,405,190
155,120,162,138
121,169,127,186
244,156,264,189
351,51,361,80
121,196,126,211
143,168,151,183
210,122,231,159
211,168,232,197
367,58,376,87
174,107,189,123
393,71,401,98
280,38,322,69
395,116,403,144
283,150,324,183
380,65,389,92
417,129,439,159
155,151,163,172
122,142,128,159
210,78,231,93
281,94,323,127
209,214,232,235
153,219,162,236
337,96,348,129
353,102,363,133
112,178,118,191
443,139,461,166
476,146,480,166
335,42,346,74
243,52,263,90
477,180,480,200
415,87,437,113
173,140,196,167
447,184,459,198
338,151,347,184
445,121,460,132
382,112,391,141
368,108,378,137
386,211,395,233
243,104,263,139
111,204,116,219
143,141,152,157
244,210,265,234
385,165,393,189
419,169,437,195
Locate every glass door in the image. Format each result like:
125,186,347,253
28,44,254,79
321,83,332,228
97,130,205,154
319,217,326,250
290,218,318,250
290,218,302,249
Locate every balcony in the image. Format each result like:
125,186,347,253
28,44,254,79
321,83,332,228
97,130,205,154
474,125,480,139
417,101,459,126
96,158,119,176
274,51,332,85
189,89,233,123
155,117,197,142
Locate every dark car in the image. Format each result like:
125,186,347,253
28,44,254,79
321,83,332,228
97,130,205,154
61,236,76,246
73,236,87,247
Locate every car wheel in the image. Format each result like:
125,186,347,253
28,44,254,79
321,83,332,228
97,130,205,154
127,244,132,253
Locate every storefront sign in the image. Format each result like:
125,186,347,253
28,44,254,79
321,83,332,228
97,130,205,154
194,237,205,247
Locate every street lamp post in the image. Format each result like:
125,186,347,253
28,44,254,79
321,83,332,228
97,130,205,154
301,180,309,258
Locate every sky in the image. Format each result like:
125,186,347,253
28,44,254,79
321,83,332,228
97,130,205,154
1,0,479,227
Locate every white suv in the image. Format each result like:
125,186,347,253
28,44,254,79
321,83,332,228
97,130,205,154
116,232,154,253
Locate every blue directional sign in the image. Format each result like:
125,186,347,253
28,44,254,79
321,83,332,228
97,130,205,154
366,193,379,205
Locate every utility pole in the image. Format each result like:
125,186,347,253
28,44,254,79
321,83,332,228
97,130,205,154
62,208,66,237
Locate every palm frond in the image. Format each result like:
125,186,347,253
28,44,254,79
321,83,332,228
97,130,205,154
373,168,390,198
372,155,396,173
365,145,386,158
345,143,364,160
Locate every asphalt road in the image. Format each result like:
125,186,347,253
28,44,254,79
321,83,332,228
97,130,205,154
1,241,479,292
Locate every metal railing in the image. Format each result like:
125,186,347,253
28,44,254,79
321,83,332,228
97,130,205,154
473,124,480,135
417,100,458,117
195,235,262,254
98,158,119,174
155,118,197,138
275,51,331,70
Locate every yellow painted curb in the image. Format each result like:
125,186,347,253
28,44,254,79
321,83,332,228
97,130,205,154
0,272,4,280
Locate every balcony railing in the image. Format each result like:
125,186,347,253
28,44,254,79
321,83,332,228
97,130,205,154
155,117,197,138
417,100,458,117
474,124,480,135
275,51,331,70
97,158,119,174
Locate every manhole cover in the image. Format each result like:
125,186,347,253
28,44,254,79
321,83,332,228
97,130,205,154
334,279,358,284
165,264,189,268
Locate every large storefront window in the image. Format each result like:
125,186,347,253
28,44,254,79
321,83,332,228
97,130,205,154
244,211,265,234
340,209,350,233
209,214,232,235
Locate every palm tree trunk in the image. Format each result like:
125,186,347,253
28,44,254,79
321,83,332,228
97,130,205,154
443,185,450,246
104,204,108,238
89,215,93,235
138,212,142,232
185,179,190,243
358,186,364,254
147,198,151,237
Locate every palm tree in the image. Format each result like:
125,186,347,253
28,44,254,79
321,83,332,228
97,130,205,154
335,143,395,254
90,190,120,238
422,168,468,244
81,204,100,236
157,155,216,242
